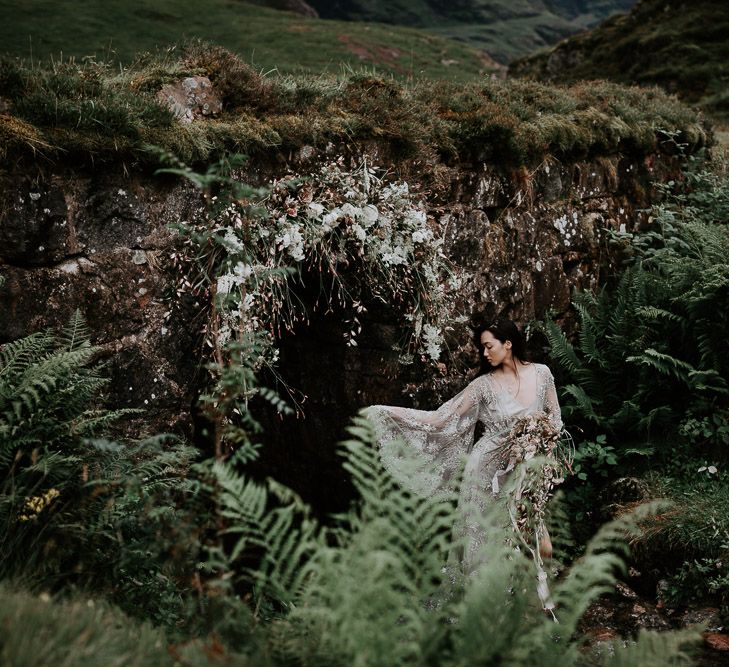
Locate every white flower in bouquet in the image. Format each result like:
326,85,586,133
307,202,324,218
359,204,379,227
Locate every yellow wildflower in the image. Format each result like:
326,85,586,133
18,488,60,522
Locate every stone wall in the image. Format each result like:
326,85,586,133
0,147,678,512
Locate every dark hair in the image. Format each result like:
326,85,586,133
472,318,529,376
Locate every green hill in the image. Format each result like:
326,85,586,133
303,0,637,63
510,0,729,120
0,0,494,82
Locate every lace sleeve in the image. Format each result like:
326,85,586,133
542,365,563,431
365,377,488,497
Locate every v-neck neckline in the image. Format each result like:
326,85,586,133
490,364,539,411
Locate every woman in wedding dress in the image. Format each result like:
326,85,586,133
366,319,562,577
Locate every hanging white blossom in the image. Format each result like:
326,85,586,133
181,160,461,365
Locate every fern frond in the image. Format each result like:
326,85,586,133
59,309,91,352
1,347,97,431
72,409,144,438
634,305,684,323
625,348,694,383
574,291,606,368
0,331,54,384
602,626,699,666
561,384,602,424
545,320,584,378
688,369,729,395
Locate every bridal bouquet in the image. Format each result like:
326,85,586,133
492,413,573,618
500,414,571,536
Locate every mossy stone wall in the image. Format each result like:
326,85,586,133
0,145,680,512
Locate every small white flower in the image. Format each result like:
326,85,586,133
423,323,443,361
307,202,324,218
411,228,433,243
233,263,253,279
289,245,306,261
241,293,256,311
351,223,367,242
222,229,245,252
360,204,379,227
406,209,427,226
448,274,462,289
323,208,341,226
340,202,358,218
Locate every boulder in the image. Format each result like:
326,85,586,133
157,76,223,123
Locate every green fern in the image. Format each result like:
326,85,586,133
545,319,585,379
600,627,699,666
625,348,695,383
0,330,54,384
0,312,177,606
255,416,701,667
59,308,92,352
210,458,320,606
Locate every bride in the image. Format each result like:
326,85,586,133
366,318,563,577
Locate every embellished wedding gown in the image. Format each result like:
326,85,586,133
366,363,562,574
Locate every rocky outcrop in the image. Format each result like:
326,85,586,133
157,76,223,124
0,173,202,434
0,146,680,511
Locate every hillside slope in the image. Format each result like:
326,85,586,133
510,0,729,119
304,0,636,63
0,0,494,81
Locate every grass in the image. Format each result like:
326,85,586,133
635,468,729,615
0,0,493,82
0,586,174,666
642,471,729,562
0,585,251,666
510,0,729,121
0,43,708,170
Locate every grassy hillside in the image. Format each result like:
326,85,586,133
304,0,637,63
0,0,494,82
0,43,706,171
510,0,729,120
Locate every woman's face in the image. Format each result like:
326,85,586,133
480,330,512,367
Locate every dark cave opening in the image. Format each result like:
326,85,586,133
249,295,411,518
